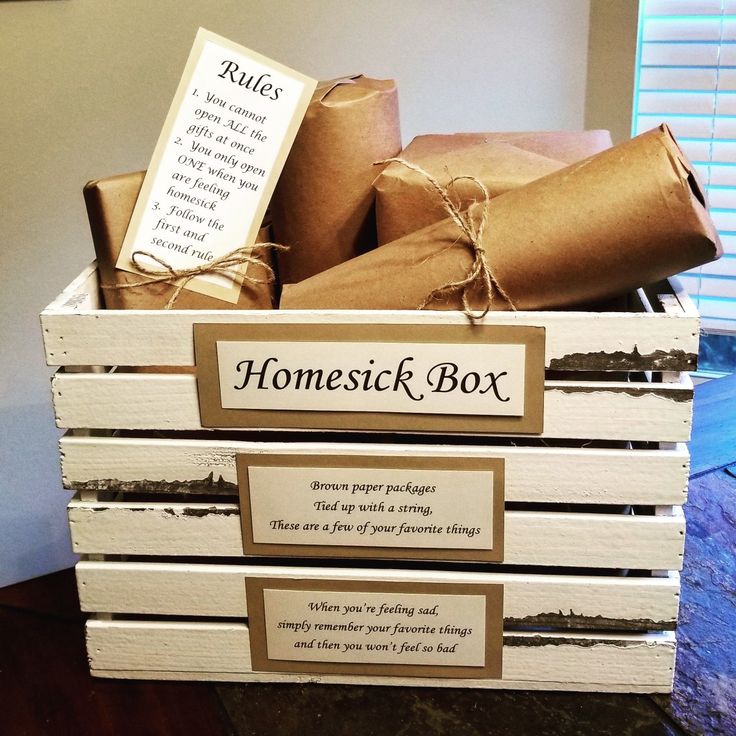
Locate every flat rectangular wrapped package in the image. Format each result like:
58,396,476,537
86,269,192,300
374,130,613,244
280,125,722,312
84,171,275,310
270,75,401,283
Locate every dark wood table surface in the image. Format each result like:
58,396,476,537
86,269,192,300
1,375,735,736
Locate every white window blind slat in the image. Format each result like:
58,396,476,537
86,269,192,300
641,42,720,65
679,139,713,159
693,297,736,321
645,0,723,16
701,317,736,332
638,91,717,114
680,273,736,297
716,234,736,253
704,186,736,207
717,43,736,63
634,114,713,136
685,253,736,277
709,210,736,232
639,66,718,88
643,17,725,41
717,67,736,87
634,0,736,331
716,95,736,114
714,115,736,135
711,141,736,161
696,162,736,184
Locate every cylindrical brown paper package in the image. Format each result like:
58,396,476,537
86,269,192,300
84,171,275,310
281,126,721,312
374,131,613,244
270,75,401,283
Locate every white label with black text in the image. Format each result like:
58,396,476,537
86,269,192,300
117,28,315,302
217,340,527,415
263,589,487,667
247,466,495,549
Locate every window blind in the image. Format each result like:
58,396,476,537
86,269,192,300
633,0,736,332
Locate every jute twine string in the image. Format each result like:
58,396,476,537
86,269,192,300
102,243,288,309
376,157,515,320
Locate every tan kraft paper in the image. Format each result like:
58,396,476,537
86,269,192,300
84,171,275,310
246,578,504,679
280,125,722,312
236,453,505,563
193,322,545,435
373,130,613,244
270,75,401,283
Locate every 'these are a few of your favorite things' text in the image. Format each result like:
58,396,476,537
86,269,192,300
117,29,315,301
217,341,527,416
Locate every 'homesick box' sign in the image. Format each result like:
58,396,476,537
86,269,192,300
194,323,545,434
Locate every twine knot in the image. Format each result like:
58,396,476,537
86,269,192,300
103,243,288,309
376,158,515,320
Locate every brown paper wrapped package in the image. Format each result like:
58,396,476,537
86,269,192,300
374,131,613,244
84,171,275,310
270,75,401,283
281,125,722,312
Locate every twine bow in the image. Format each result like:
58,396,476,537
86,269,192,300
376,158,515,320
103,243,288,309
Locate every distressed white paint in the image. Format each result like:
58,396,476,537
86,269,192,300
85,619,676,691
42,265,691,691
60,434,690,505
41,264,699,370
43,262,101,312
76,560,680,625
67,500,685,570
659,285,700,382
51,371,693,441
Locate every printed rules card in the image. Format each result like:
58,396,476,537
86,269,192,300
117,28,316,303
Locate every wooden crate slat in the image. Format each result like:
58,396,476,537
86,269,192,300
67,500,685,570
87,668,674,692
85,619,676,691
41,264,699,372
76,560,680,629
51,372,693,442
60,434,690,505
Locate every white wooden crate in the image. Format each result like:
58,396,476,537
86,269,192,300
42,263,699,691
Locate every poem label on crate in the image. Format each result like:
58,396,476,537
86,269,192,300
194,323,546,434
117,28,316,303
236,455,505,562
246,579,504,678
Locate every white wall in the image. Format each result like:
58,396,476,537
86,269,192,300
0,0,591,586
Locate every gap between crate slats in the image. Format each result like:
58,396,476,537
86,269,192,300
67,500,685,570
84,619,676,692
